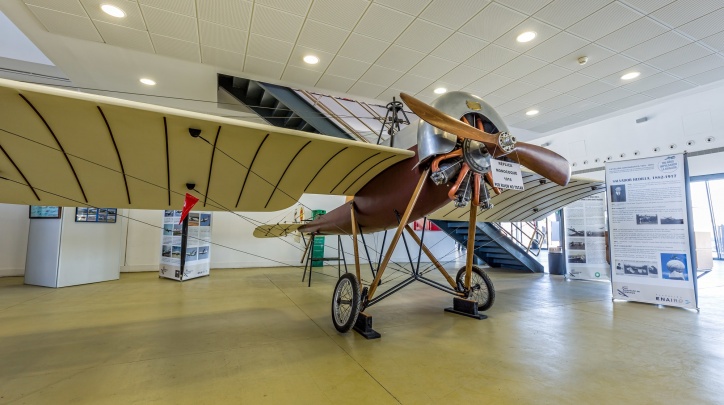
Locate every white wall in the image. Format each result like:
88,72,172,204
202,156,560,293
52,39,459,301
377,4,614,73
530,81,724,179
0,203,29,276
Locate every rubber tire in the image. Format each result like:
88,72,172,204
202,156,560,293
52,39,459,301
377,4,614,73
331,273,361,333
456,266,495,311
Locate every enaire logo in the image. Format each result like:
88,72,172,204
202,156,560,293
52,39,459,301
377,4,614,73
659,156,678,173
655,295,685,304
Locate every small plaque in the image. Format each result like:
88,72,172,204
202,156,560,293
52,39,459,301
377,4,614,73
490,158,524,191
466,101,482,110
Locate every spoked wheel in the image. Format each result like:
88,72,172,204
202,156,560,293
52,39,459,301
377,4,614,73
331,273,361,333
456,266,495,311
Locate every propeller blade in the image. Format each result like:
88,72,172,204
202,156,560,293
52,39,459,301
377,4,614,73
504,143,571,186
400,92,571,186
399,92,500,149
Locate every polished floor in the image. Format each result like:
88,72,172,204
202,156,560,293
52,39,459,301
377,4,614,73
1,262,724,404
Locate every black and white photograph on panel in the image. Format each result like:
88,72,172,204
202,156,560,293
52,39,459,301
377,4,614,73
567,227,585,237
636,214,658,225
586,227,606,237
568,253,586,263
615,261,658,277
568,239,585,250
660,216,684,224
610,184,626,202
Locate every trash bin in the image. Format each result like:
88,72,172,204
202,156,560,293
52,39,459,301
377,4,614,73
548,247,565,275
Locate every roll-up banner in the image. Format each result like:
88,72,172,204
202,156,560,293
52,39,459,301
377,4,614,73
563,193,610,281
606,154,698,309
160,210,212,281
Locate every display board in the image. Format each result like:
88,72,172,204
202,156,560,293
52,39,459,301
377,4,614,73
159,210,212,281
564,193,610,281
75,207,117,223
606,154,698,309
29,206,61,218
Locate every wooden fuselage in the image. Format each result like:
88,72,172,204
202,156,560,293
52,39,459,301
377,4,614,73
299,146,451,235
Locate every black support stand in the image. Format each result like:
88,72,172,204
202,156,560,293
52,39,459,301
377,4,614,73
444,297,487,320
353,312,381,339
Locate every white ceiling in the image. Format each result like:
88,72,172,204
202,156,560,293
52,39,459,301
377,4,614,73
11,0,724,134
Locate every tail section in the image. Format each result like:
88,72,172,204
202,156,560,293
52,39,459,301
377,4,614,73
253,223,303,238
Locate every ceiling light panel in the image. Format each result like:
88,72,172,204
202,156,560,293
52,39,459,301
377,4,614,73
649,0,723,28
524,31,587,62
23,0,87,16
395,20,453,54
533,0,611,29
620,72,678,93
361,65,406,87
495,0,550,15
579,54,638,79
460,3,527,42
290,47,335,71
622,31,692,61
566,2,643,41
408,55,458,80
375,45,426,71
419,0,491,30
669,54,724,78
337,33,390,64
642,81,696,98
245,34,294,63
150,33,201,62
80,0,146,30
138,0,197,17
94,21,154,52
645,43,712,71
595,17,669,53
25,5,103,42
354,4,415,42
307,0,369,30
141,5,198,43
464,44,519,71
491,54,547,79
497,19,558,50
101,4,126,17
251,5,304,42
392,74,434,94
543,72,596,93
255,0,312,16
196,0,251,29
431,32,489,63
296,20,350,54
199,20,247,53
348,81,389,99
551,43,615,70
325,56,372,80
519,64,573,87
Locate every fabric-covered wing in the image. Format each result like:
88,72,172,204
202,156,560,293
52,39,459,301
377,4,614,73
0,79,413,211
253,223,303,238
429,171,604,222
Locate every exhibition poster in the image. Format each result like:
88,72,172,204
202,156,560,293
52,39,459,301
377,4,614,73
606,154,698,309
564,193,610,281
160,210,212,281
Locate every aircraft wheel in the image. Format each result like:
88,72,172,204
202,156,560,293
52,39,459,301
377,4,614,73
456,266,495,311
331,273,361,333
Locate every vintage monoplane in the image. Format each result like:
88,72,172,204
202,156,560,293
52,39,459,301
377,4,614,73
0,78,602,338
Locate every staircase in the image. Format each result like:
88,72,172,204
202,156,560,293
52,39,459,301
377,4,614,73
218,74,353,140
432,221,544,273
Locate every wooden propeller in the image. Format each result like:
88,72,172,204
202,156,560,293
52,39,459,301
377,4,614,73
400,92,571,186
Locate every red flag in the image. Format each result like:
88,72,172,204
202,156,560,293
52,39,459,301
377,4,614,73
179,193,199,224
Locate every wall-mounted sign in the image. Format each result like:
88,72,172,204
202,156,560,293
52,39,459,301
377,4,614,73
29,206,61,219
75,207,117,223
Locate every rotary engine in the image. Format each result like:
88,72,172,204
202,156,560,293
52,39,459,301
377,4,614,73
416,92,516,210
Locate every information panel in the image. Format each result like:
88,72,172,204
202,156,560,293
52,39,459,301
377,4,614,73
160,210,212,281
564,193,610,281
606,154,697,309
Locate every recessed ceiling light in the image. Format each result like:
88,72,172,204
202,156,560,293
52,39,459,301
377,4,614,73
434,87,447,94
621,71,640,80
516,31,536,43
303,55,319,64
140,78,156,86
101,4,126,18
526,109,539,116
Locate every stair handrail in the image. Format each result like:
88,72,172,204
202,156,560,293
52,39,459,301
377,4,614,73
490,221,547,257
298,90,370,143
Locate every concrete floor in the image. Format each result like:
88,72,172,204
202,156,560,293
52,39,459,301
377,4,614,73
1,263,724,404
